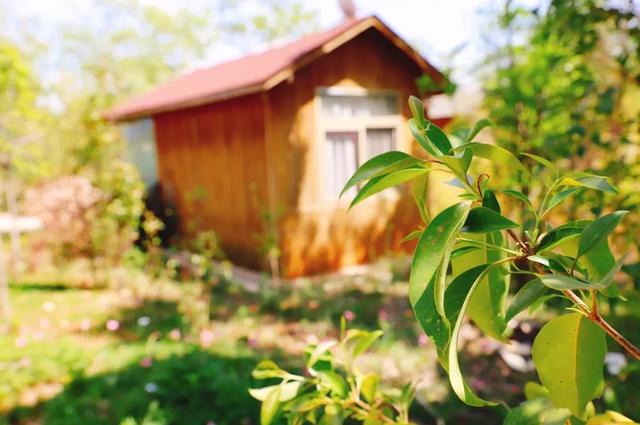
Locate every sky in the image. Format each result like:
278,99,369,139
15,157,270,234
2,0,545,89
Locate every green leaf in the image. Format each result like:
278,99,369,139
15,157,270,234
260,385,281,425
413,174,429,223
250,382,302,402
321,403,343,425
506,279,548,322
408,95,426,124
527,255,568,274
524,381,549,400
349,330,383,359
538,274,609,291
410,202,472,324
482,188,501,213
595,254,628,288
537,220,591,252
521,152,558,175
359,373,379,403
543,188,580,216
466,190,510,341
399,383,415,409
465,118,492,143
462,207,519,233
340,151,420,197
453,142,530,176
504,397,572,425
424,120,453,155
451,245,480,259
447,263,501,407
577,211,628,259
502,189,533,208
558,237,623,298
532,313,606,418
350,167,429,208
587,411,638,424
409,118,440,157
414,264,487,359
439,148,473,177
308,340,337,369
400,229,423,243
561,175,618,194
252,360,288,380
318,372,349,398
528,295,560,314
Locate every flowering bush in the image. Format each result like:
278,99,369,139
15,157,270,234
23,162,145,274
23,175,102,258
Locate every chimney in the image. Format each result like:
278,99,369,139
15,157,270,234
339,0,357,21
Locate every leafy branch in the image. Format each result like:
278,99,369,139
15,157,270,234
343,96,639,422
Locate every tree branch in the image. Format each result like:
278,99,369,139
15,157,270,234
563,289,640,360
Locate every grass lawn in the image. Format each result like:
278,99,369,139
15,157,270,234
4,260,637,424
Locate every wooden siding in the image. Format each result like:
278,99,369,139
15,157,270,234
153,94,270,268
267,27,439,277
151,27,450,277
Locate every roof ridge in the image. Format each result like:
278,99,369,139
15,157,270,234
108,15,440,121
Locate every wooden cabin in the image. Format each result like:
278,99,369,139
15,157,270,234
109,16,449,277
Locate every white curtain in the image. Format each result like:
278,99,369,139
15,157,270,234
366,128,395,160
325,131,358,199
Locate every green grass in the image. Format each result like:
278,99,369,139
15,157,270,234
7,265,640,424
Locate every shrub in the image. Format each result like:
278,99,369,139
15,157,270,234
345,96,639,423
251,96,640,424
23,175,102,260
250,323,414,424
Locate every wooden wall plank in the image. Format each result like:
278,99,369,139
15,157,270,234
267,28,439,277
153,94,269,269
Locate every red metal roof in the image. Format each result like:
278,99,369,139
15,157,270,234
109,16,441,121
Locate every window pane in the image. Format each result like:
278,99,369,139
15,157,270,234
321,93,397,118
366,128,395,160
325,131,358,199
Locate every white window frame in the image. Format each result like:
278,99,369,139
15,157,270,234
314,87,404,207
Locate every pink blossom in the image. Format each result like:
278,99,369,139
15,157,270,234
169,329,182,341
199,329,215,347
139,357,153,368
15,337,28,348
106,320,120,331
418,334,428,346
378,309,389,322
247,335,257,348
343,310,356,321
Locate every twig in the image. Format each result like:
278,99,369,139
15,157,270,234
507,229,529,254
531,263,640,360
591,312,640,360
563,289,590,312
562,288,640,360
476,173,490,196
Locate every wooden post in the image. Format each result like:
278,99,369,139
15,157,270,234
0,177,10,321
0,232,10,321
6,175,22,277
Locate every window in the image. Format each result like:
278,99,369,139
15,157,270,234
325,132,358,199
366,128,396,159
321,94,397,118
318,89,402,201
